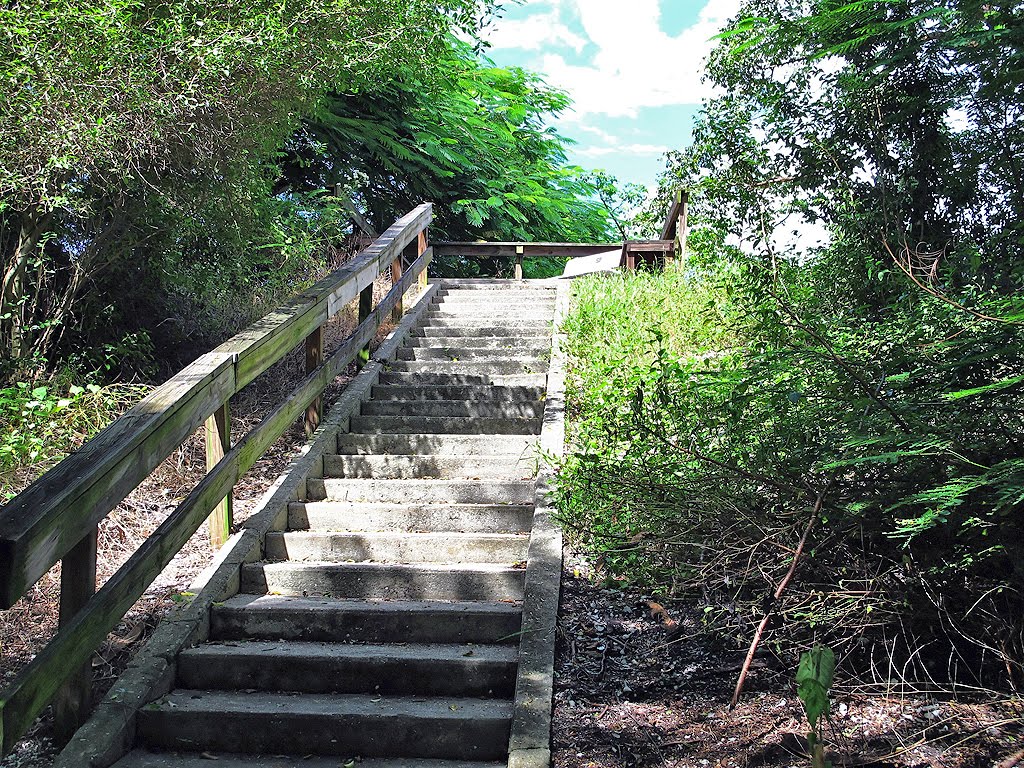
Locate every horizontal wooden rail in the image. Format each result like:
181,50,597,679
434,242,617,258
0,205,432,756
434,242,620,280
0,203,431,609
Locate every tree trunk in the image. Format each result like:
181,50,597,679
1,209,51,363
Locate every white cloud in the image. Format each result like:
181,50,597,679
575,143,669,157
486,10,587,54
486,0,742,118
575,123,618,143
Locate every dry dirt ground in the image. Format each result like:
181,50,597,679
552,564,1024,768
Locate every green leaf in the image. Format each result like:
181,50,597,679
943,374,1024,401
796,646,835,730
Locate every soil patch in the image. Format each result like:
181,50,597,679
552,566,1022,768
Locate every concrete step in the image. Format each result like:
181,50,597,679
430,304,554,316
432,279,555,289
416,316,551,328
335,432,539,455
433,285,555,295
361,399,544,419
434,291,555,302
431,303,555,314
411,324,548,338
377,371,548,388
177,641,517,697
211,594,522,644
289,501,535,534
385,360,548,376
137,690,512,760
114,752,505,768
396,347,547,362
348,414,540,435
241,561,526,601
306,478,534,504
403,336,549,349
422,312,553,324
265,531,529,563
370,384,544,401
323,453,538,479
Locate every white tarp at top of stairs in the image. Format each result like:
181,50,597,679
559,248,622,278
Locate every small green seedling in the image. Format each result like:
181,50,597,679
796,645,835,768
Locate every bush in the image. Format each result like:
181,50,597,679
557,256,1024,690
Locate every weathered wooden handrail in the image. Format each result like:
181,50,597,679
435,189,688,277
0,204,432,755
434,242,619,279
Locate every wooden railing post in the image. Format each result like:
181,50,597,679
304,325,324,436
417,228,429,289
390,257,404,323
398,231,422,321
676,190,689,266
205,402,232,548
514,245,524,280
53,527,97,743
357,284,374,367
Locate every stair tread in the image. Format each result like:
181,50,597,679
292,500,535,509
254,560,524,572
322,453,538,480
146,689,515,716
313,478,533,486
115,751,504,768
181,640,519,662
272,532,528,544
214,594,522,613
335,433,539,454
264,530,530,565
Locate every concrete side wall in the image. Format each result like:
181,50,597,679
508,280,569,768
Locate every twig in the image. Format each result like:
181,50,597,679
730,489,825,709
883,237,1022,326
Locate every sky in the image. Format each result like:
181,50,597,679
480,0,742,190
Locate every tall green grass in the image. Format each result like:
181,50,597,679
557,269,733,585
556,263,1024,688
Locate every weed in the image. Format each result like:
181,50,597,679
0,378,148,499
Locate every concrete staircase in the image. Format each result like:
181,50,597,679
113,281,557,767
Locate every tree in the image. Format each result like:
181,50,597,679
278,38,615,247
0,0,479,369
656,0,1024,310
600,0,1024,683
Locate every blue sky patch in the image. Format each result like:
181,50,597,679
482,0,739,189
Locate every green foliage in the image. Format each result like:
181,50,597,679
0,377,147,498
0,0,480,368
556,268,732,588
568,0,1024,689
281,38,615,249
558,244,1024,684
797,645,835,768
797,646,835,730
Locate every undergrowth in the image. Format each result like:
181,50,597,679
0,376,148,499
557,264,1024,693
